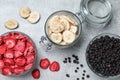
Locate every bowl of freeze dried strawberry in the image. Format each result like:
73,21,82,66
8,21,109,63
0,31,36,76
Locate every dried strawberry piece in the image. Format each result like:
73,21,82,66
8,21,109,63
2,67,12,76
0,45,6,54
49,61,60,72
14,32,25,40
15,57,26,67
39,58,50,69
13,67,24,75
26,54,35,64
32,69,40,79
4,50,14,58
5,38,16,48
0,38,3,45
24,63,33,71
0,54,3,60
4,58,14,66
14,51,23,58
14,40,25,52
0,60,4,70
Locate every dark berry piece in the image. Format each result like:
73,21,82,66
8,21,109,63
86,75,90,78
76,78,79,80
80,64,84,67
75,70,78,73
66,74,70,77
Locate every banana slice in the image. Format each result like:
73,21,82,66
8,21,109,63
48,16,60,26
70,25,78,34
27,11,40,24
60,15,78,26
48,28,52,35
49,22,64,33
63,30,76,44
60,41,67,45
5,19,18,30
60,18,70,30
19,7,31,18
50,33,62,44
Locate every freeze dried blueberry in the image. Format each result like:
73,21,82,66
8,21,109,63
82,74,85,76
83,70,86,73
86,75,90,78
75,70,78,73
63,60,67,63
80,64,84,67
82,77,85,80
76,78,79,80
66,74,70,77
76,67,79,69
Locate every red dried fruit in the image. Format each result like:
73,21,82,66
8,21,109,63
24,63,33,71
39,58,50,69
5,38,16,48
4,50,14,58
49,61,60,72
15,57,26,67
14,41,25,52
2,67,12,76
0,54,3,60
0,45,6,54
24,42,34,56
4,58,14,66
14,51,23,58
13,67,24,75
0,60,4,70
26,54,35,64
14,32,25,40
0,38,3,45
32,69,40,79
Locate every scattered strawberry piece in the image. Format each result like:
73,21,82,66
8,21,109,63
5,38,16,48
14,51,23,58
13,67,24,75
24,63,33,71
4,58,14,66
2,67,12,76
14,41,25,52
32,69,40,79
40,58,50,69
49,61,60,72
4,50,14,58
26,54,35,64
0,45,6,54
0,60,4,70
15,57,26,67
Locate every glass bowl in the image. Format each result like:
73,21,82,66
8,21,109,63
44,10,82,48
0,31,36,76
86,33,120,79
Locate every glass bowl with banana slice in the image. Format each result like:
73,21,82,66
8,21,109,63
40,10,82,51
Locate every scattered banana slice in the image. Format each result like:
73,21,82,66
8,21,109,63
27,11,40,24
60,15,78,26
19,7,31,18
63,30,76,44
5,19,18,30
49,22,64,33
60,18,70,30
50,33,62,44
70,25,78,34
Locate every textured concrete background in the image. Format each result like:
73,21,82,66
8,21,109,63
0,0,120,80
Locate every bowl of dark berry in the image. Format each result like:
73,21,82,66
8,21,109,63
86,33,120,78
0,31,36,76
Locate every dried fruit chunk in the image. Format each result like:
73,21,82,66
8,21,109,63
14,51,23,58
13,67,24,75
19,7,31,18
4,50,14,58
15,57,26,67
14,41,25,52
70,25,78,34
26,54,35,64
2,67,12,76
49,61,60,72
5,38,16,48
24,63,33,71
27,11,40,24
39,58,50,69
5,19,18,30
32,69,40,79
50,33,62,44
0,45,6,54
0,60,4,70
4,58,14,66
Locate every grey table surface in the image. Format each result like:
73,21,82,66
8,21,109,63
0,0,120,80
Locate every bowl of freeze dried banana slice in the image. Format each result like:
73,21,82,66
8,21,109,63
44,10,82,48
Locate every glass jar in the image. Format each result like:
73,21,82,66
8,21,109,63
40,10,82,51
80,0,112,28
